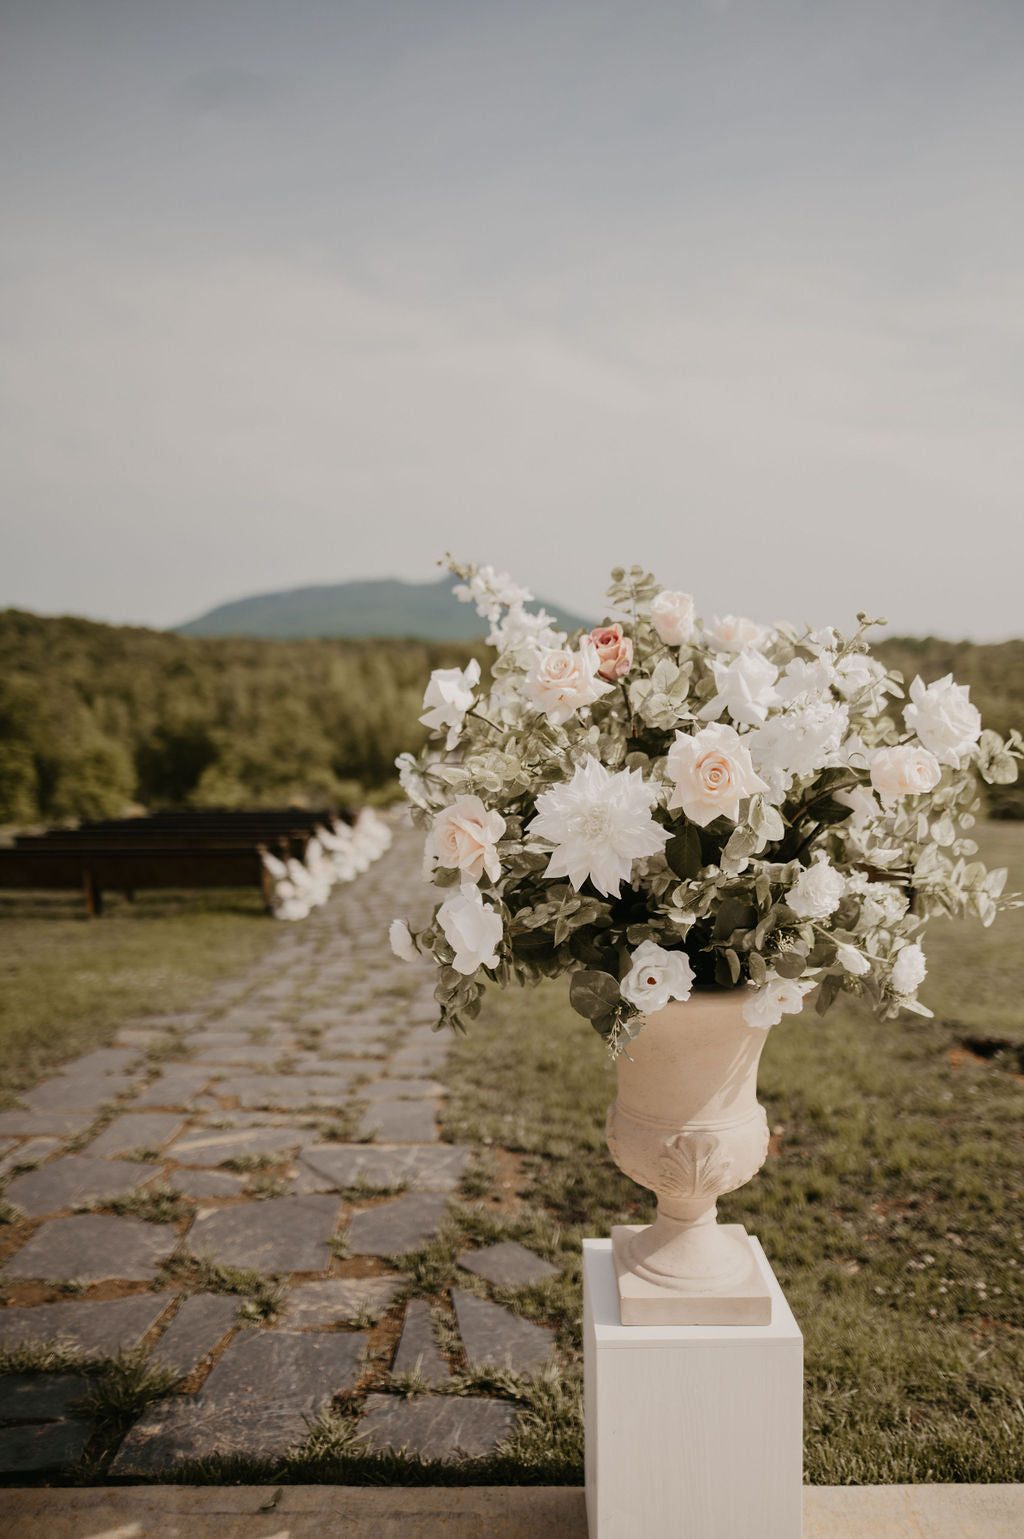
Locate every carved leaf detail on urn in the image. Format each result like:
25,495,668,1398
658,1131,734,1200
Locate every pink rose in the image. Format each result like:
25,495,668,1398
666,722,769,827
589,624,633,681
869,744,941,802
431,795,506,883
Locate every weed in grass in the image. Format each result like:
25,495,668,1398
143,1035,190,1066
328,1235,350,1262
350,1300,388,1330
0,1340,88,1374
317,1104,366,1143
158,1251,286,1320
65,1108,121,1154
119,1147,164,1164
92,1186,194,1224
386,1365,436,1399
430,1306,464,1365
392,1222,463,1299
248,1173,290,1200
221,1153,280,1173
294,1409,361,1461
0,1198,24,1226
459,1150,499,1200
72,1346,179,1439
335,1178,407,1203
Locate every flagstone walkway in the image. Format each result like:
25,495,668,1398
0,818,558,1477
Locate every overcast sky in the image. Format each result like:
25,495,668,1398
1,0,1022,639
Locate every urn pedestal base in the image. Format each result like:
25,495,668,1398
611,1222,773,1325
584,1236,803,1539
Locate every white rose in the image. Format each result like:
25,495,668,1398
847,872,910,928
836,943,871,976
420,659,481,750
699,649,780,727
834,784,879,832
651,591,697,646
833,653,884,697
431,795,506,884
904,674,982,768
787,855,846,920
748,701,849,785
522,638,613,725
703,614,769,653
620,941,695,1013
489,602,565,656
742,973,814,1030
891,942,927,996
870,744,942,801
389,919,417,961
666,723,770,827
437,887,503,975
776,656,836,704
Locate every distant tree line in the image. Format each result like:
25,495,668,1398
0,611,483,824
0,610,1020,825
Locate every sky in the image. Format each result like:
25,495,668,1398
1,0,1023,639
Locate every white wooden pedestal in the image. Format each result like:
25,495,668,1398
583,1237,803,1539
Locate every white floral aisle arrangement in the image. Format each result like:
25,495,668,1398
391,562,1021,1049
263,808,392,920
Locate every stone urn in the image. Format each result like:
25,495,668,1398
605,988,774,1324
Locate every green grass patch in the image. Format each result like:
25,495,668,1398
439,821,1024,1485
0,889,272,1105
156,1251,287,1323
88,1185,195,1225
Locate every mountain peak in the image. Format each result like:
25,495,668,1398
175,576,589,641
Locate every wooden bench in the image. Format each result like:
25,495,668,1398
0,845,275,917
1,808,354,915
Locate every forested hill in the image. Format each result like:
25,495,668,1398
0,608,1021,825
0,610,480,824
177,576,589,640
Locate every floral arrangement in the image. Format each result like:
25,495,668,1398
263,809,392,920
391,562,1020,1051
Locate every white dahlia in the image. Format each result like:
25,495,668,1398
527,756,669,898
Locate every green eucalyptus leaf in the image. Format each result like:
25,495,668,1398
774,949,807,980
569,969,622,1021
714,951,739,986
713,898,757,941
816,974,843,1016
666,825,703,880
807,935,838,967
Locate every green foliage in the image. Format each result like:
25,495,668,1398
0,609,486,823
875,636,1024,816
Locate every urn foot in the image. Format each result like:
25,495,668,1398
611,1223,773,1325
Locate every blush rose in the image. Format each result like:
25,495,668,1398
431,795,506,884
870,744,941,801
666,722,769,826
589,624,634,681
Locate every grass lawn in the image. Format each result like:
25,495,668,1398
439,820,1024,1484
0,889,273,1105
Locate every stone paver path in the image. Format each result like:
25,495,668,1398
0,817,557,1475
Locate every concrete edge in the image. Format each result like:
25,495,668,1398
2,1483,1023,1538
